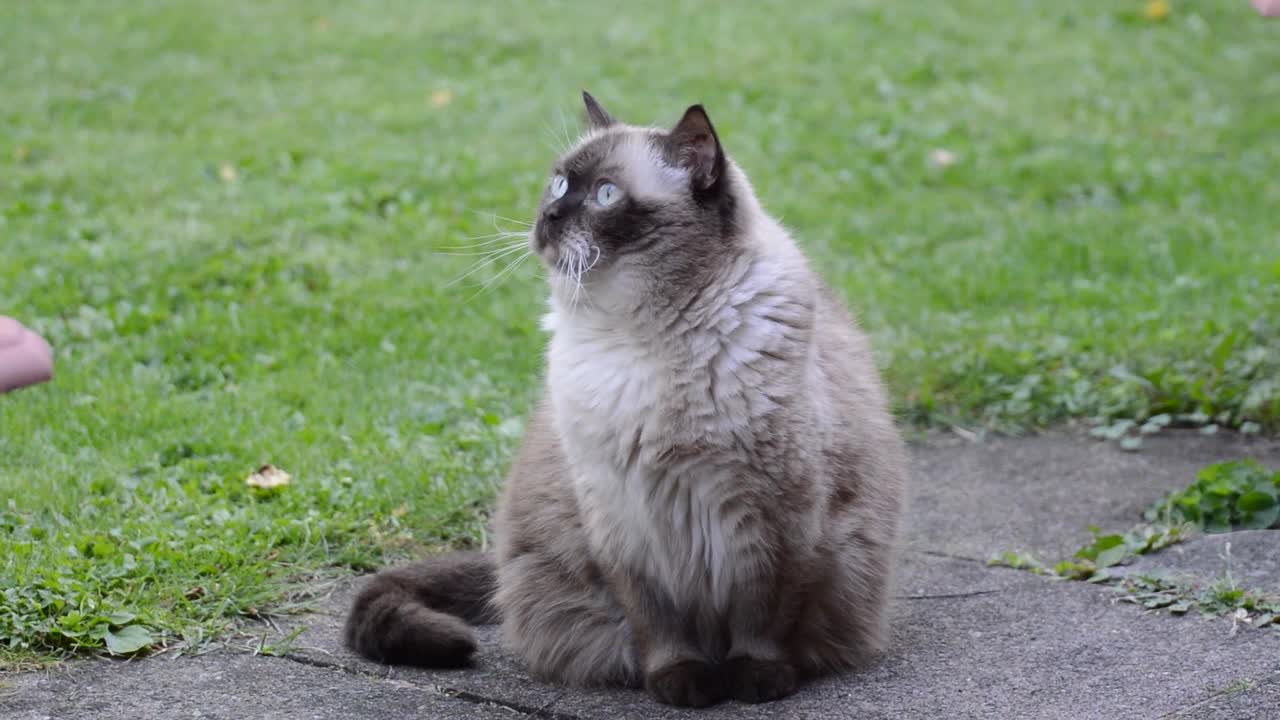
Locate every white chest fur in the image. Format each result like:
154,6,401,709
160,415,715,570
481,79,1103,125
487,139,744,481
543,271,802,610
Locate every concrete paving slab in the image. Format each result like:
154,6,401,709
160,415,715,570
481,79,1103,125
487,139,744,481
0,651,525,720
907,431,1280,564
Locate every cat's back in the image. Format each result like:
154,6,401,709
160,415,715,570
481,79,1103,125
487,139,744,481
807,281,907,529
812,283,892,407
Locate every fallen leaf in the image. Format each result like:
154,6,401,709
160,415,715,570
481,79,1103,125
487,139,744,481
927,148,957,169
246,463,291,489
105,624,154,655
219,162,238,182
1229,607,1249,636
431,89,453,108
1145,0,1170,21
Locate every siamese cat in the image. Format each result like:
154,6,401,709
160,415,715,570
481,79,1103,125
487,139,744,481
345,93,907,708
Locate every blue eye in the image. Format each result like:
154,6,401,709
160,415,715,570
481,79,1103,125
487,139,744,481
550,175,568,199
596,182,621,207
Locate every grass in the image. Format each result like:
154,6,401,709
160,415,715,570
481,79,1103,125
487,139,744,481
2,0,1278,666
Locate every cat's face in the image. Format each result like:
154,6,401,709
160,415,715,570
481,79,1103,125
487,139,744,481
531,93,737,307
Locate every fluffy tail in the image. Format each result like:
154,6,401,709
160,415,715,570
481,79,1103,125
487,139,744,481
343,551,499,667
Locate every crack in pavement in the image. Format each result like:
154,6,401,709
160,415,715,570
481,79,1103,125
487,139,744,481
898,589,1002,600
1155,672,1280,719
907,548,988,564
275,649,583,720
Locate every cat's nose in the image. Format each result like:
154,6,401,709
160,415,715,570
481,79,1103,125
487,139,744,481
542,202,567,223
542,192,583,224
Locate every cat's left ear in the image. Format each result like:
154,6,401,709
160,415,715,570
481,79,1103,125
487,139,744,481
669,105,725,192
582,91,616,130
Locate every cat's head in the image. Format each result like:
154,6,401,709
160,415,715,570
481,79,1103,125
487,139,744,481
531,92,744,309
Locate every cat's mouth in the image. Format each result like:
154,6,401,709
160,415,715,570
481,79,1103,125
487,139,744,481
534,230,602,280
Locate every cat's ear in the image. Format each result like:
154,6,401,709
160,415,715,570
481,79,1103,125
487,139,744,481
669,105,725,192
582,91,616,130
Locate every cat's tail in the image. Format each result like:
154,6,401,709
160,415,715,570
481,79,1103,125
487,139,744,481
343,551,499,667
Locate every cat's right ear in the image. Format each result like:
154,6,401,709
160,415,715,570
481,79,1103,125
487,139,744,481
669,104,725,192
582,91,616,130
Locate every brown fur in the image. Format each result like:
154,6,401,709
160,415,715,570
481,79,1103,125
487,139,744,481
343,551,497,667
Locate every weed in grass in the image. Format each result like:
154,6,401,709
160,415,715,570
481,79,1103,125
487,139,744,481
1145,459,1280,532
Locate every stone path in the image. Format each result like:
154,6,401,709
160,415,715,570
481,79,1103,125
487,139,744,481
5,431,1279,719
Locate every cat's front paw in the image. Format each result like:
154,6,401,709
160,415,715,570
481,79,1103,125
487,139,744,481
645,659,726,708
724,656,797,704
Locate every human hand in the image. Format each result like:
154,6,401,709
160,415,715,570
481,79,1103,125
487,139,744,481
0,316,54,393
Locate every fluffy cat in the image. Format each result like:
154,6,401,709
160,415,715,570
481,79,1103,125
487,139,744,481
344,92,908,708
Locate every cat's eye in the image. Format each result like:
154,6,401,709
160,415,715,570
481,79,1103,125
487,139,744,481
595,182,621,207
550,174,568,199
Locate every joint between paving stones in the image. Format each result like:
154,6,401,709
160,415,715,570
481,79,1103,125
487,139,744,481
1154,672,1280,719
275,650,583,720
908,548,987,564
897,589,1003,600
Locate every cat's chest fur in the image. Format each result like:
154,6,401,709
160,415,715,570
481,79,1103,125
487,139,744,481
543,283,801,609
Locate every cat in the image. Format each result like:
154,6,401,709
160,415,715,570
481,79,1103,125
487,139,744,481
344,92,908,708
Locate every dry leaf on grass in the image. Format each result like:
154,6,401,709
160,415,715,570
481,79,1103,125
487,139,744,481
927,148,957,169
246,464,291,490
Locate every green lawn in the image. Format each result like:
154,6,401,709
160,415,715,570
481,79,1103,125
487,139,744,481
2,0,1278,667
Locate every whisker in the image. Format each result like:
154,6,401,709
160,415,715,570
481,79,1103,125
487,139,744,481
446,242,526,271
460,230,529,241
581,245,599,308
468,251,532,301
570,245,587,309
436,241,524,253
554,252,571,300
434,244,526,257
558,108,576,149
444,243,529,288
436,235,527,252
466,210,535,229
541,121,564,154
491,214,534,227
